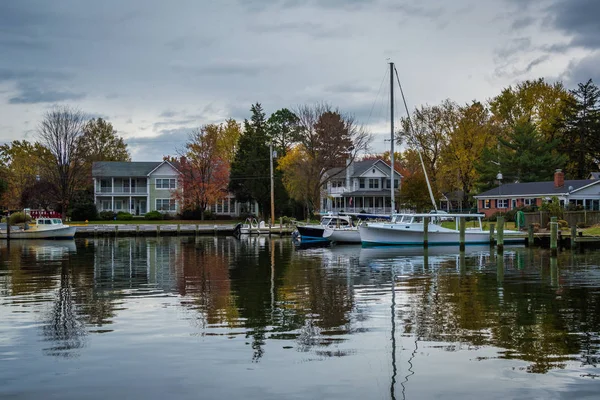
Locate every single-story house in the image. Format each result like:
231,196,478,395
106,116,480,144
473,169,600,217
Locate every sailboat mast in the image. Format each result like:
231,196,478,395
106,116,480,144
389,62,395,215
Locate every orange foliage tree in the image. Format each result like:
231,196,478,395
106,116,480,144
174,124,235,219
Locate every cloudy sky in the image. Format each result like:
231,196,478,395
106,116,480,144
0,0,598,160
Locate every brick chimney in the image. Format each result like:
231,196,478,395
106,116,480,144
554,169,564,188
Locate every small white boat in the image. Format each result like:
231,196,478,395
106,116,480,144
240,218,266,235
0,218,77,240
358,212,524,246
323,225,361,243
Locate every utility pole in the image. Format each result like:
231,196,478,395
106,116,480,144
389,61,396,215
270,142,275,228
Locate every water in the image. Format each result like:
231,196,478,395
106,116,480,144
0,237,599,399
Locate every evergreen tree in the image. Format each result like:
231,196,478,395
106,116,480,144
476,120,566,187
228,103,271,216
562,79,600,178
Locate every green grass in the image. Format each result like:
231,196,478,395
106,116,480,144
582,226,600,236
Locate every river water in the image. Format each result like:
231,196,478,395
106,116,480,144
0,237,599,399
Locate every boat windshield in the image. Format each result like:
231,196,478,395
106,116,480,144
52,219,62,224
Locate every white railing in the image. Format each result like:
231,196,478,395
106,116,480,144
96,187,148,194
328,187,348,195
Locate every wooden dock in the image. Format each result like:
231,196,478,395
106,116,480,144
74,223,297,238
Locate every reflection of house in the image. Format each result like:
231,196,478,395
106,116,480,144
93,161,181,215
474,169,600,217
92,161,257,217
321,159,402,214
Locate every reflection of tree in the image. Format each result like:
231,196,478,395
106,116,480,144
399,249,600,374
42,263,87,357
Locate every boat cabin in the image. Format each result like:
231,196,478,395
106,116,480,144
35,218,64,227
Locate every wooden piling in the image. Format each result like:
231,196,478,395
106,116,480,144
527,224,534,247
195,224,199,236
177,224,181,235
489,223,495,245
497,216,504,253
550,216,558,256
115,225,118,237
157,225,160,236
570,225,577,249
280,217,283,236
459,217,466,251
136,225,140,236
423,216,429,248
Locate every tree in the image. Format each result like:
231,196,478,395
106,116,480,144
0,140,52,210
78,118,131,163
37,106,88,219
562,79,600,178
476,120,566,188
217,118,242,165
284,103,370,214
489,78,572,142
440,101,496,207
267,108,301,155
177,124,230,220
277,144,313,217
229,103,271,216
398,100,455,196
398,171,432,212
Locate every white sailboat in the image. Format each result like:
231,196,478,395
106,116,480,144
358,63,524,247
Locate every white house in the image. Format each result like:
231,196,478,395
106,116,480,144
321,159,403,214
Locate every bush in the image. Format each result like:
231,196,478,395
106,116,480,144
9,212,32,225
70,203,98,221
144,210,163,220
576,221,589,229
558,219,569,228
116,211,133,221
99,210,116,221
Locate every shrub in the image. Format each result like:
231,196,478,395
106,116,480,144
116,211,133,221
99,210,116,221
144,210,163,220
70,203,98,221
9,212,32,225
558,219,569,228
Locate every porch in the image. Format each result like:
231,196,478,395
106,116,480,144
96,196,149,216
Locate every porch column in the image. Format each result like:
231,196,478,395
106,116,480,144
112,177,114,193
111,196,114,211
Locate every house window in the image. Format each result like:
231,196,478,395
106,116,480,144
484,199,490,209
156,178,176,189
359,178,365,189
524,198,534,206
156,198,176,211
115,200,122,210
497,199,508,209
223,200,229,213
217,201,223,213
102,200,111,210
368,178,379,189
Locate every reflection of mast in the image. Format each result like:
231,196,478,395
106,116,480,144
390,267,397,400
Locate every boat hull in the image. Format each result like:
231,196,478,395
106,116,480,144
296,225,328,241
359,224,524,246
323,227,361,244
0,226,77,240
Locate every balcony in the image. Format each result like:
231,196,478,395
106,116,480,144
96,187,148,194
328,187,348,195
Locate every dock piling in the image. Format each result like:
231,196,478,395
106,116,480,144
459,217,466,251
571,225,577,249
550,217,558,256
423,217,429,248
489,223,495,245
527,224,534,247
497,216,504,253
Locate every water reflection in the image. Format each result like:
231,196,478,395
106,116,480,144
1,238,600,398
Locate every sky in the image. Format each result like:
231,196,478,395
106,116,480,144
0,0,599,161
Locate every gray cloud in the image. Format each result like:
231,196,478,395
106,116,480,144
126,127,193,160
8,84,85,104
563,53,600,86
550,0,600,49
171,60,272,77
511,16,535,30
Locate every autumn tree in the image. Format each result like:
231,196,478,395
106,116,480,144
79,118,131,163
177,124,232,220
229,103,271,216
0,140,52,209
37,106,88,218
216,118,242,165
278,103,369,215
267,108,301,155
489,78,572,142
398,171,432,212
561,79,600,178
398,100,455,196
440,101,496,207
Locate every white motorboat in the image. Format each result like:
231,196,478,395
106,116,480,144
240,218,266,235
295,214,353,243
323,225,361,243
0,218,77,240
358,212,524,246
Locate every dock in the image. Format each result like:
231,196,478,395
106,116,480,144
74,223,297,238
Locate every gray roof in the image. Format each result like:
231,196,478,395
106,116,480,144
475,179,599,198
326,159,402,179
92,161,162,177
